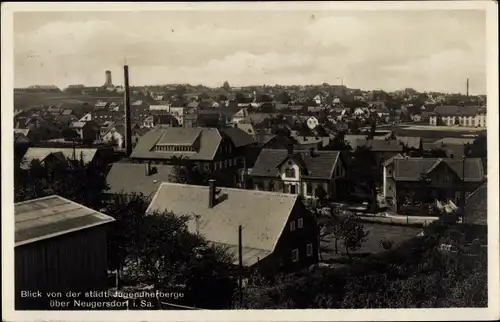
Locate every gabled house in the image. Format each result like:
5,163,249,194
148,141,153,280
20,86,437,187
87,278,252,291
129,127,256,186
21,147,111,169
143,114,179,128
429,106,486,127
146,181,319,274
248,147,347,200
70,120,100,143
383,156,485,212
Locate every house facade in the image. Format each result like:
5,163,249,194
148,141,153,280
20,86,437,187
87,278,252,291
129,127,257,187
248,147,347,200
382,156,485,212
147,181,319,275
429,106,487,128
70,120,100,143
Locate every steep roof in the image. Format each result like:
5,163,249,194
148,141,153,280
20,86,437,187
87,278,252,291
433,137,476,145
464,183,487,226
147,182,299,266
356,139,403,152
106,162,174,197
15,195,115,247
387,156,485,182
130,127,221,161
250,149,340,179
221,127,256,148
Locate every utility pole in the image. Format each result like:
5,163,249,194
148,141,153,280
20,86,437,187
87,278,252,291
461,156,466,223
238,225,243,308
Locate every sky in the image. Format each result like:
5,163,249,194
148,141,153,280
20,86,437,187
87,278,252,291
13,10,486,94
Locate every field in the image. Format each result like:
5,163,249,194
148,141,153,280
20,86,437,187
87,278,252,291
13,92,139,110
320,222,422,264
392,125,486,143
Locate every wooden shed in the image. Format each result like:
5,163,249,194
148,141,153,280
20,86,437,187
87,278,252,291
15,195,115,310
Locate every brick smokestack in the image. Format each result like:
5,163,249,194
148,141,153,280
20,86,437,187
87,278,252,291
466,78,469,97
124,65,132,157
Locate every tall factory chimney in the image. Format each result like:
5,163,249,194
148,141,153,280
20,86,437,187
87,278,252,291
124,65,132,157
466,78,469,97
105,70,113,87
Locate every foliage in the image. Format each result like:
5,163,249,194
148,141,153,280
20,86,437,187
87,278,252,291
223,81,231,92
103,194,237,309
168,156,209,186
379,239,394,250
14,155,109,210
350,146,380,212
324,131,351,151
427,148,449,158
465,134,487,171
314,185,328,206
241,213,487,309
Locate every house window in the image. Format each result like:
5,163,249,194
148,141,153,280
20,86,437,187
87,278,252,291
306,244,313,257
268,181,275,191
290,185,297,194
292,249,299,262
219,161,223,169
224,159,228,168
444,174,450,182
290,221,296,232
306,183,313,195
285,168,296,178
298,218,304,228
203,163,210,171
229,159,233,166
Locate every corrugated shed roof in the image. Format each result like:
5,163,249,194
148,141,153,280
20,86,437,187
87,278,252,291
250,149,340,179
15,195,115,246
147,183,298,263
106,163,174,197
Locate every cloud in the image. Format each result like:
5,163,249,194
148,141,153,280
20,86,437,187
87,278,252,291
13,10,486,93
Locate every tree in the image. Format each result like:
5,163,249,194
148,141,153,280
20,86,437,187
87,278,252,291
275,91,291,104
168,156,208,185
104,194,237,309
324,131,351,151
314,185,328,206
15,156,109,210
223,81,231,92
465,134,487,171
338,214,369,258
428,148,448,158
350,146,379,212
379,239,394,250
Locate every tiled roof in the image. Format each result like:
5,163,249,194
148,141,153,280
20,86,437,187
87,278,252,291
221,127,256,148
388,156,485,182
130,127,253,161
250,149,340,179
434,106,483,116
15,195,115,246
147,182,299,265
356,139,403,152
106,162,174,197
422,142,467,158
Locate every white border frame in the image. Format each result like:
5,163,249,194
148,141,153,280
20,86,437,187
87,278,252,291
2,2,499,321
